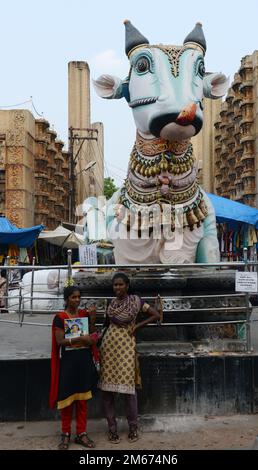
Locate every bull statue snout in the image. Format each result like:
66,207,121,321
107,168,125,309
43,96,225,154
158,103,198,142
176,103,197,125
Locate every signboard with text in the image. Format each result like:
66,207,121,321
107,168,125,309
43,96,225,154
79,244,97,265
235,271,258,293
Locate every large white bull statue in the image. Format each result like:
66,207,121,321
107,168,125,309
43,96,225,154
84,21,229,264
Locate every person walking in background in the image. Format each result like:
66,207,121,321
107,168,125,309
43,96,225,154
99,272,160,443
0,269,7,312
49,285,99,450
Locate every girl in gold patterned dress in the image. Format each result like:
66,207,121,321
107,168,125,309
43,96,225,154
98,273,160,443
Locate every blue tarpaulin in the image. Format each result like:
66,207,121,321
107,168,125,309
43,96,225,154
208,193,258,228
0,216,44,247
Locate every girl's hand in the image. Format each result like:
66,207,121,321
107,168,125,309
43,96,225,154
129,325,138,336
81,334,93,346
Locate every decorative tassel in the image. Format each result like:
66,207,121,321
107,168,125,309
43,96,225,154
126,214,130,232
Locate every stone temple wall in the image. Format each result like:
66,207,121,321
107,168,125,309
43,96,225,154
0,109,69,229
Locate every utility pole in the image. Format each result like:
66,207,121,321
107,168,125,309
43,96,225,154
68,127,98,223
68,127,75,224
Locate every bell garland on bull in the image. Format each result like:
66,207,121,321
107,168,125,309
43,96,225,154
129,144,195,176
118,187,207,233
92,20,229,262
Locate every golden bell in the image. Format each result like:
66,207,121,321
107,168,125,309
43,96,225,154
131,160,137,170
199,200,208,217
160,155,168,171
151,166,156,176
186,210,199,227
140,165,146,176
194,206,205,221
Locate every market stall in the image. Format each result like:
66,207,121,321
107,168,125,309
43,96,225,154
0,215,44,265
208,193,258,261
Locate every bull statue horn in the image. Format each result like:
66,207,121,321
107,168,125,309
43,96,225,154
124,19,149,57
183,22,206,54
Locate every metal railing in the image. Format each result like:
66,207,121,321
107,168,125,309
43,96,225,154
0,248,256,352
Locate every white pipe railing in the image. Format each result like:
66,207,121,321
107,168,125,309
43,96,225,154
0,251,256,352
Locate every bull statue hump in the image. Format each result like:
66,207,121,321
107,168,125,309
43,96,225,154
85,21,229,264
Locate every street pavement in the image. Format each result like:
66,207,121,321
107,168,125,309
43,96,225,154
0,414,258,450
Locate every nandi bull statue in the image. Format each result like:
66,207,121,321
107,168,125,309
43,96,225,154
84,20,229,264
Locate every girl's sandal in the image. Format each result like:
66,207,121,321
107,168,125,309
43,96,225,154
108,430,120,444
128,428,139,443
58,432,70,450
75,432,96,448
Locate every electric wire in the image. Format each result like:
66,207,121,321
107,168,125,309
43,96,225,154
0,96,44,118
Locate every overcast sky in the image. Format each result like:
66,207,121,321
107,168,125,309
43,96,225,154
1,0,258,185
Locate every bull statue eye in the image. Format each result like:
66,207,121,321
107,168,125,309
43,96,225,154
135,56,151,74
197,60,205,78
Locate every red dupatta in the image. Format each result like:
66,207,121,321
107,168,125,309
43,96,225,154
49,309,99,409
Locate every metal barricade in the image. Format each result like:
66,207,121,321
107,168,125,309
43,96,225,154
0,253,257,352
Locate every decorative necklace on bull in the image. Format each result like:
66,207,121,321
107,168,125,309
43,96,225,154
119,132,208,231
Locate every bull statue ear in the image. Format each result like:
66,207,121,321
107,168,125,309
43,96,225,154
92,74,123,99
203,73,229,99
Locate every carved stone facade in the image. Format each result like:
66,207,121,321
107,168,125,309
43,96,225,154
0,110,69,229
214,51,258,207
0,136,7,213
34,120,70,229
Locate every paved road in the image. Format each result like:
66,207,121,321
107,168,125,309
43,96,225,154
0,414,258,450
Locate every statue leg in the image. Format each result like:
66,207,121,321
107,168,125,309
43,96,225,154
196,213,220,263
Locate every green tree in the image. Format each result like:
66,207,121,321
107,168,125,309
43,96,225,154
104,177,119,200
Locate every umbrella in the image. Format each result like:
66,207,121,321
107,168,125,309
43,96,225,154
38,225,85,249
